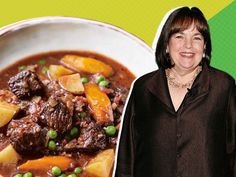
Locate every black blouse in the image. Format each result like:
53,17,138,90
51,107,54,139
114,64,236,177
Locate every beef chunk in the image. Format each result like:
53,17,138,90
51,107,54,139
24,64,38,72
39,96,72,133
108,137,117,147
7,116,47,153
43,80,68,97
0,90,19,104
42,80,74,116
110,87,129,118
99,87,114,95
73,96,88,112
8,70,43,99
64,121,107,152
18,96,44,116
0,134,9,151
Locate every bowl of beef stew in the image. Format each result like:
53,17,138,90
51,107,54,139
0,17,156,177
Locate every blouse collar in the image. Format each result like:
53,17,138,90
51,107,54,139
146,63,210,114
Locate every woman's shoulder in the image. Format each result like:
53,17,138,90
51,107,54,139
132,69,160,89
208,66,235,86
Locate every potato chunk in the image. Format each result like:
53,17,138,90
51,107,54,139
61,55,114,77
48,65,74,80
0,101,19,127
84,149,114,177
0,144,21,164
58,73,85,94
84,83,113,124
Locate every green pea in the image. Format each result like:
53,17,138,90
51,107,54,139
51,166,61,176
38,59,46,64
48,129,57,139
42,66,49,74
67,174,76,177
74,167,82,174
80,112,87,118
18,65,27,71
48,140,56,150
104,125,116,136
65,132,72,141
81,77,89,83
99,80,109,87
14,174,23,177
58,174,66,177
23,172,33,177
96,76,105,84
70,127,79,137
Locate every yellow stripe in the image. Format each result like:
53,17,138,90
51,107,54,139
0,0,233,45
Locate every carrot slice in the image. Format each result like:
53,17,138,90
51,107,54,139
84,83,113,124
18,156,73,171
61,55,114,77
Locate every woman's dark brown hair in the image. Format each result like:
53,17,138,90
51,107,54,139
155,6,212,69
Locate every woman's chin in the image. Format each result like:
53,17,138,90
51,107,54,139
179,61,201,70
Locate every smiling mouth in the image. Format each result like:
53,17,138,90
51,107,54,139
180,52,194,58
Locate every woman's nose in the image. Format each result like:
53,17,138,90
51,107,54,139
184,38,192,48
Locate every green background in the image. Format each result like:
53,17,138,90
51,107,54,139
0,0,235,78
209,1,236,78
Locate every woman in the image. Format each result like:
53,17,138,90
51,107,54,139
114,7,236,177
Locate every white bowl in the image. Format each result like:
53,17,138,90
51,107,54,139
0,17,157,177
0,16,157,76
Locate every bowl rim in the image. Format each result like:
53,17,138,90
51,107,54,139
0,16,154,55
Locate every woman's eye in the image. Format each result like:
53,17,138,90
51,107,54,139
193,36,203,40
175,35,183,39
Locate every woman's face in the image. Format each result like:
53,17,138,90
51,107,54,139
167,24,205,72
